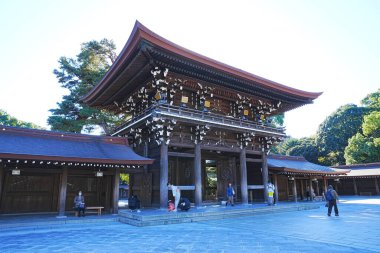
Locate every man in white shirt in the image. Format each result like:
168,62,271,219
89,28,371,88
167,182,181,212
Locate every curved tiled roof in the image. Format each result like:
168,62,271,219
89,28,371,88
268,155,348,175
0,125,153,165
82,21,322,107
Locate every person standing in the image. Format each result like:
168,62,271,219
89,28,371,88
326,185,339,216
226,183,235,206
167,183,181,212
267,182,275,205
74,190,85,217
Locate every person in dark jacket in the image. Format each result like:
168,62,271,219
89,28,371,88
226,183,235,206
326,185,339,216
74,191,85,217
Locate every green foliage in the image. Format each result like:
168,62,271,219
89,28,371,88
344,111,380,164
276,89,380,166
120,173,129,184
0,109,42,129
268,114,284,127
362,111,380,137
315,104,371,165
361,88,380,108
272,137,318,163
49,39,125,134
344,133,380,164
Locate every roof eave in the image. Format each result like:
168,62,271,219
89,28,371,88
0,153,154,165
82,20,322,106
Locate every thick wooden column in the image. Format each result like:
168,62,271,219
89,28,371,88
309,178,313,201
240,147,248,205
143,141,149,173
292,179,298,203
353,178,358,195
160,142,169,209
273,174,279,204
57,167,68,217
375,178,380,195
262,151,269,203
0,165,4,205
323,177,328,193
194,143,202,206
112,167,120,214
300,180,305,200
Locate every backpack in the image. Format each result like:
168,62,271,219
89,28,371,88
325,190,334,201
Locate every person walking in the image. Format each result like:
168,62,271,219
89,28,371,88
167,182,181,212
226,182,235,206
325,185,339,216
267,182,275,205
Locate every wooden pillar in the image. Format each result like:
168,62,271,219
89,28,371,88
143,142,149,173
309,178,313,201
262,151,269,203
292,179,298,202
353,178,358,195
300,180,304,200
112,167,120,214
240,147,248,205
57,167,68,217
374,178,379,195
194,143,202,207
160,142,169,209
0,165,4,205
323,177,328,193
316,180,320,196
273,174,279,204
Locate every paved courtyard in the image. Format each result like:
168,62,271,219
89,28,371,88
1,196,379,253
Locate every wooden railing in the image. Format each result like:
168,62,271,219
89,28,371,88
112,104,285,137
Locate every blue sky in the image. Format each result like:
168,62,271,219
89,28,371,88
0,0,379,138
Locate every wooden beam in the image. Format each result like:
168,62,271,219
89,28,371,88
57,167,68,217
168,152,195,158
246,158,262,163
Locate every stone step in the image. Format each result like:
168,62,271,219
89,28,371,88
118,203,320,227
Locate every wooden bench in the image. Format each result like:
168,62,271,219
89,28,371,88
86,206,104,216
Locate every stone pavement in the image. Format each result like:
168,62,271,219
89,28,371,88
0,196,380,253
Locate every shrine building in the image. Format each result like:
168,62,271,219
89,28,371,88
82,21,345,208
1,21,355,215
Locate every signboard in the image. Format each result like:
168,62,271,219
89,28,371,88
12,169,21,175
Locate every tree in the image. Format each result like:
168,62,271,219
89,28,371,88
272,136,319,163
48,39,125,134
361,88,380,108
0,109,42,129
345,111,380,164
315,104,371,165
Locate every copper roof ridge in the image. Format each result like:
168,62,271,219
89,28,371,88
82,20,322,104
0,125,128,145
333,162,380,169
268,154,306,161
